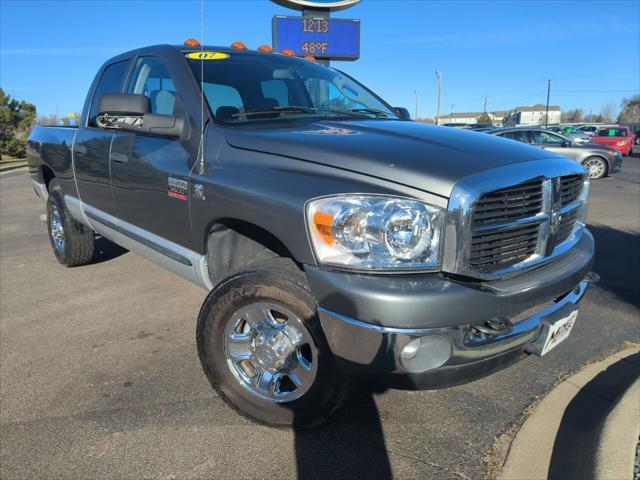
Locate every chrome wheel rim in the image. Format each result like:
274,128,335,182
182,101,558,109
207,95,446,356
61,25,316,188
223,302,317,403
585,158,605,179
50,205,65,253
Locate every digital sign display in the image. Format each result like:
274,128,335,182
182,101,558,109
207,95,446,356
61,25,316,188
272,16,360,60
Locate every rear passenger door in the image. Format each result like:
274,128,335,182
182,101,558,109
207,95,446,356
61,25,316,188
74,59,131,215
110,56,194,249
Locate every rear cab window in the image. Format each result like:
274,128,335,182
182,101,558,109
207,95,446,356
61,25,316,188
128,57,176,115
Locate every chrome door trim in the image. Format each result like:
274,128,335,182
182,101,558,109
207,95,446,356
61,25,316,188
31,180,48,201
72,199,213,290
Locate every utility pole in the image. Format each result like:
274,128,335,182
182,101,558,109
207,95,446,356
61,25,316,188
483,96,488,113
413,90,419,120
544,79,552,127
435,70,442,125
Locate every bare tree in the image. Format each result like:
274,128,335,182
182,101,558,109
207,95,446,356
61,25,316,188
617,95,640,124
600,102,617,123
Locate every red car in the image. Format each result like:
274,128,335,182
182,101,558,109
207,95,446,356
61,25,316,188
591,126,634,156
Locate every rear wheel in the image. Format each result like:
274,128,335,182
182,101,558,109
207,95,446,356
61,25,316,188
46,180,95,266
582,156,608,180
196,259,347,428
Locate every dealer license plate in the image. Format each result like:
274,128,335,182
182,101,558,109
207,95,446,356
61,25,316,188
540,310,578,356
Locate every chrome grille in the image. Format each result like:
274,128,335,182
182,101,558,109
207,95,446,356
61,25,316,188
470,223,540,271
472,179,543,227
559,175,583,207
467,174,585,274
556,207,580,245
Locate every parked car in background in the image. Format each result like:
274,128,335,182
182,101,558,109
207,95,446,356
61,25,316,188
546,125,591,144
590,126,634,156
491,127,622,179
577,125,601,136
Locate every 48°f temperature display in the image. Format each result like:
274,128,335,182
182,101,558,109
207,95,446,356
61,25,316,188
272,16,360,61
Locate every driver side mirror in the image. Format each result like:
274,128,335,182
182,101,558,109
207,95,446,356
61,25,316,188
563,140,572,147
393,107,412,121
97,93,186,138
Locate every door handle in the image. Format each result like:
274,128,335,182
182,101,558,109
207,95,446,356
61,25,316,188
74,145,87,155
110,152,129,164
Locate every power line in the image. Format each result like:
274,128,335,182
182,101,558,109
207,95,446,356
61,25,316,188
555,89,640,93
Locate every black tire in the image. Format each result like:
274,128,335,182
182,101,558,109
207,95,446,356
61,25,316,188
196,258,347,429
582,156,608,180
46,180,95,266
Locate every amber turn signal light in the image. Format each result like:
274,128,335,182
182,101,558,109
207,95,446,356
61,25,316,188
183,38,201,47
231,41,247,50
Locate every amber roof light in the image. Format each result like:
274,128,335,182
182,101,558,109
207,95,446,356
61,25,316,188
304,55,317,62
183,38,201,47
231,41,247,50
280,49,296,56
257,45,273,53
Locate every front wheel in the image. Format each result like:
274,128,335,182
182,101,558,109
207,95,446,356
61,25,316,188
582,156,608,180
196,259,347,428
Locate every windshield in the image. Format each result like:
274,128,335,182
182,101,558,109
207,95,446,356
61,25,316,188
596,128,627,137
187,52,398,123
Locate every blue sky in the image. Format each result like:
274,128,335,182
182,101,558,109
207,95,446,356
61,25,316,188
1,0,638,118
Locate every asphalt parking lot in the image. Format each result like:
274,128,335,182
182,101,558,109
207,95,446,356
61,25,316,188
1,150,639,480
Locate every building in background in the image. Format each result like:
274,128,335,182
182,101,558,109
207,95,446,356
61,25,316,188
503,104,562,126
436,110,509,126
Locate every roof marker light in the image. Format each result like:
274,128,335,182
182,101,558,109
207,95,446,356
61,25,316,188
280,49,296,56
231,41,247,50
184,38,201,47
304,55,317,62
257,45,273,53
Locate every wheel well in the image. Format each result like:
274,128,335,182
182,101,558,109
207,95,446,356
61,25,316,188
205,220,297,284
41,166,55,191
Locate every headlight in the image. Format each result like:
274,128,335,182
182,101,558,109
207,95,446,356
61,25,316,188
306,195,444,271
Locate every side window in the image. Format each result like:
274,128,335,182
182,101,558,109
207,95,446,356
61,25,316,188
89,60,131,127
128,57,176,115
531,131,565,145
501,130,530,143
260,80,290,107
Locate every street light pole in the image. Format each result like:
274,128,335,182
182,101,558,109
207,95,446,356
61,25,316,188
544,79,552,127
414,90,419,120
435,70,442,125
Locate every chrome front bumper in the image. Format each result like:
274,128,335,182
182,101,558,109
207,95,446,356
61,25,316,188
317,278,591,389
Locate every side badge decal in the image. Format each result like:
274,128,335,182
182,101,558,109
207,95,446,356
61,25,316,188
168,177,188,200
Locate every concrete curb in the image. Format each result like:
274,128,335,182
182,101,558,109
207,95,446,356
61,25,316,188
499,346,640,480
0,161,27,173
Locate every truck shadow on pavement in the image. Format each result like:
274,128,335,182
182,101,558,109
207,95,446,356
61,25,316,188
587,224,640,308
92,236,128,264
292,293,395,480
547,352,640,479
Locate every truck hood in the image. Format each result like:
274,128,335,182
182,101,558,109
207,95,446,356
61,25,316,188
224,120,553,198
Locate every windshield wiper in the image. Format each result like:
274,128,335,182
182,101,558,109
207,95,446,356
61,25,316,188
231,106,318,118
347,108,393,118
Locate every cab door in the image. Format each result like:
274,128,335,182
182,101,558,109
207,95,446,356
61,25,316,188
110,56,195,249
74,59,131,214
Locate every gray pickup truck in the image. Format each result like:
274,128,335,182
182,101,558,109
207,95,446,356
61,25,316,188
28,42,596,428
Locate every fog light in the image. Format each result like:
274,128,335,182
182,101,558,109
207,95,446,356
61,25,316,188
400,336,451,373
